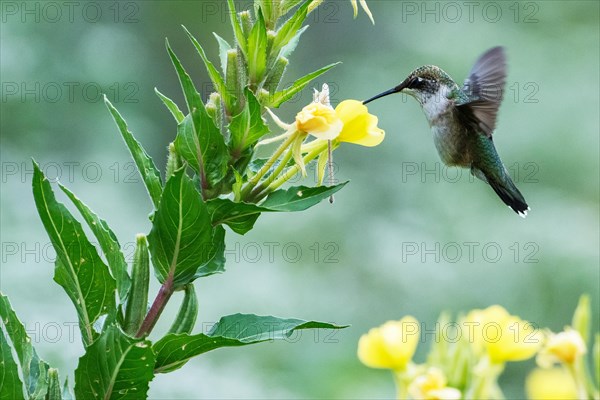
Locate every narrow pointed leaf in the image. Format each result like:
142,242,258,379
229,88,270,151
260,182,348,211
272,0,311,55
104,97,163,208
227,0,247,55
280,25,308,59
213,33,232,74
153,313,347,373
61,378,73,400
183,26,236,112
0,327,25,400
147,169,217,288
74,325,155,400
247,9,268,84
60,184,131,303
168,43,229,188
268,62,340,108
154,88,185,123
280,0,306,15
0,293,50,399
32,162,117,346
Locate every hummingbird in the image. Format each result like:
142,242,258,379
364,47,529,217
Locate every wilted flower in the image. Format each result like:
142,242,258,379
537,328,587,367
335,100,385,147
357,316,420,371
407,367,462,400
526,368,578,400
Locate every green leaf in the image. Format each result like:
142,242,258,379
154,88,185,123
74,325,155,399
104,97,163,209
272,0,311,55
261,182,348,211
0,325,25,400
213,33,232,74
227,0,247,56
183,26,236,112
167,42,229,188
205,182,347,234
268,62,340,108
147,169,217,288
206,199,264,235
280,25,308,59
247,9,268,85
0,293,50,400
153,313,347,373
194,225,226,278
174,111,228,190
229,88,270,151
280,0,307,15
60,184,131,303
168,285,198,334
32,162,117,346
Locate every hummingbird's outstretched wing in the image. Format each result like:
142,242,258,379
456,46,507,137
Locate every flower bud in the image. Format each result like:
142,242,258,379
123,234,150,336
263,56,289,94
168,284,198,334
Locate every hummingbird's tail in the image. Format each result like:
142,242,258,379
473,167,529,217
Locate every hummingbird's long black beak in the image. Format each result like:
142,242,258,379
363,82,407,105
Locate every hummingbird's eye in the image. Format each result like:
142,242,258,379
409,77,426,89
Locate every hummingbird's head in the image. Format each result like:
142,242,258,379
363,65,456,106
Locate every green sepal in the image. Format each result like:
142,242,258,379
153,313,348,374
123,235,150,336
168,285,198,334
267,62,340,108
32,161,117,346
104,96,163,209
74,325,155,399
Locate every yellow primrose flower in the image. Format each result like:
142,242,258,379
335,100,385,147
537,328,587,367
464,305,542,363
407,367,462,400
357,316,420,371
350,0,375,24
526,368,578,399
295,102,343,140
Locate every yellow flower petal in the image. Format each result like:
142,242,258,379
357,316,420,370
408,367,462,400
295,103,343,140
526,368,578,400
335,100,385,147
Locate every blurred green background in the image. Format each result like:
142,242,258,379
1,0,598,398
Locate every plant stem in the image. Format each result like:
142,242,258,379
135,275,175,338
240,131,298,199
247,147,294,200
252,141,329,201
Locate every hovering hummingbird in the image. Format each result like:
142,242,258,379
364,47,529,217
